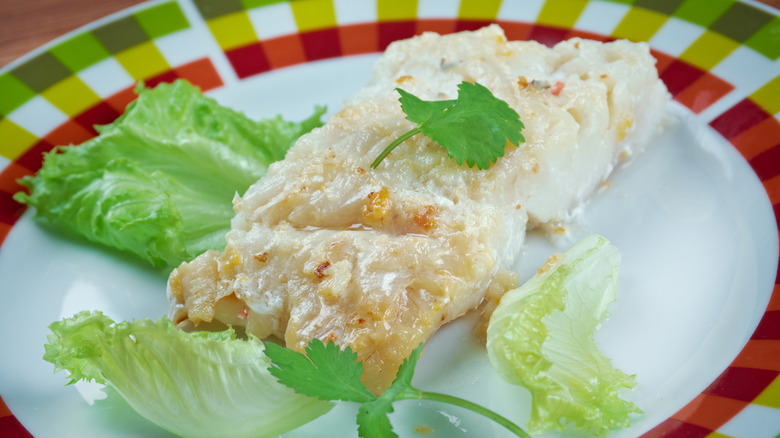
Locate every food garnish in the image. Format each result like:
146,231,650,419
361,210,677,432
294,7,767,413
265,339,531,438
43,311,332,438
14,79,325,269
486,234,641,435
370,81,525,170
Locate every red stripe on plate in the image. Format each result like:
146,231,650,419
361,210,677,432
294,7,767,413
749,144,780,182
752,310,780,340
709,98,771,140
225,42,272,79
74,101,123,136
300,27,343,61
0,191,26,229
527,24,570,47
455,19,494,33
0,416,33,438
15,140,56,173
145,70,179,89
639,417,714,438
377,21,417,51
660,59,705,96
703,366,780,402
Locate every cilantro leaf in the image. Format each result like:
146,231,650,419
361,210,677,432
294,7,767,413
266,340,530,438
357,344,424,438
264,339,375,403
371,81,525,170
357,397,396,438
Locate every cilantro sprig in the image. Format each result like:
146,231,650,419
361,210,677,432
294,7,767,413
370,81,525,170
265,339,531,438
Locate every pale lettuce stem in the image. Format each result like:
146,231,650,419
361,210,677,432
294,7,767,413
398,388,531,438
370,127,420,169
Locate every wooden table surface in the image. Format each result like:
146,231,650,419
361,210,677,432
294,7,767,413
1,0,779,68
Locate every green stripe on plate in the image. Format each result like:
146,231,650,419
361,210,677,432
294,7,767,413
92,15,150,53
745,16,780,59
634,0,686,15
10,52,71,93
0,73,36,116
241,0,288,9
49,32,111,73
673,0,734,28
193,0,244,20
134,1,191,39
710,1,774,42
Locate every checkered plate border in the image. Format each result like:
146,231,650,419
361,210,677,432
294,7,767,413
0,0,778,437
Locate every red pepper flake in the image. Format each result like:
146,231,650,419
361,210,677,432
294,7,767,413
237,307,248,319
315,261,331,278
551,81,564,96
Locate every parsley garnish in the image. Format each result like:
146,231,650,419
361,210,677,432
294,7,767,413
265,339,531,438
370,81,525,170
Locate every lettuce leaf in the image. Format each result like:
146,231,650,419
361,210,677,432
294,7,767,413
486,234,640,435
15,80,325,269
44,311,333,438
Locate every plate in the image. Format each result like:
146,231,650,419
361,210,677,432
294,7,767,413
1,0,779,437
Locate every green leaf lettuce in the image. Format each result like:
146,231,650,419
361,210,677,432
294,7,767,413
486,234,641,435
44,311,333,438
15,79,325,269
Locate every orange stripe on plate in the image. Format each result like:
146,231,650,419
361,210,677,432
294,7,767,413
495,21,533,42
674,72,734,114
105,86,138,114
0,162,34,194
731,339,780,371
416,19,457,36
262,35,308,69
174,58,224,92
730,116,780,161
763,174,780,210
43,118,94,147
671,393,748,431
339,23,379,56
0,395,11,417
651,49,676,75
766,284,780,312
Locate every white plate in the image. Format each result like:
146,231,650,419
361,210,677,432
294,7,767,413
1,1,778,437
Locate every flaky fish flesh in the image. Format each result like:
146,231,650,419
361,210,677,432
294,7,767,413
167,25,669,394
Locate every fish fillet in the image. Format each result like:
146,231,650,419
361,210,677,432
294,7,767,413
167,25,669,394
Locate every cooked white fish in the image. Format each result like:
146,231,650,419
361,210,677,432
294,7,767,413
167,25,669,394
